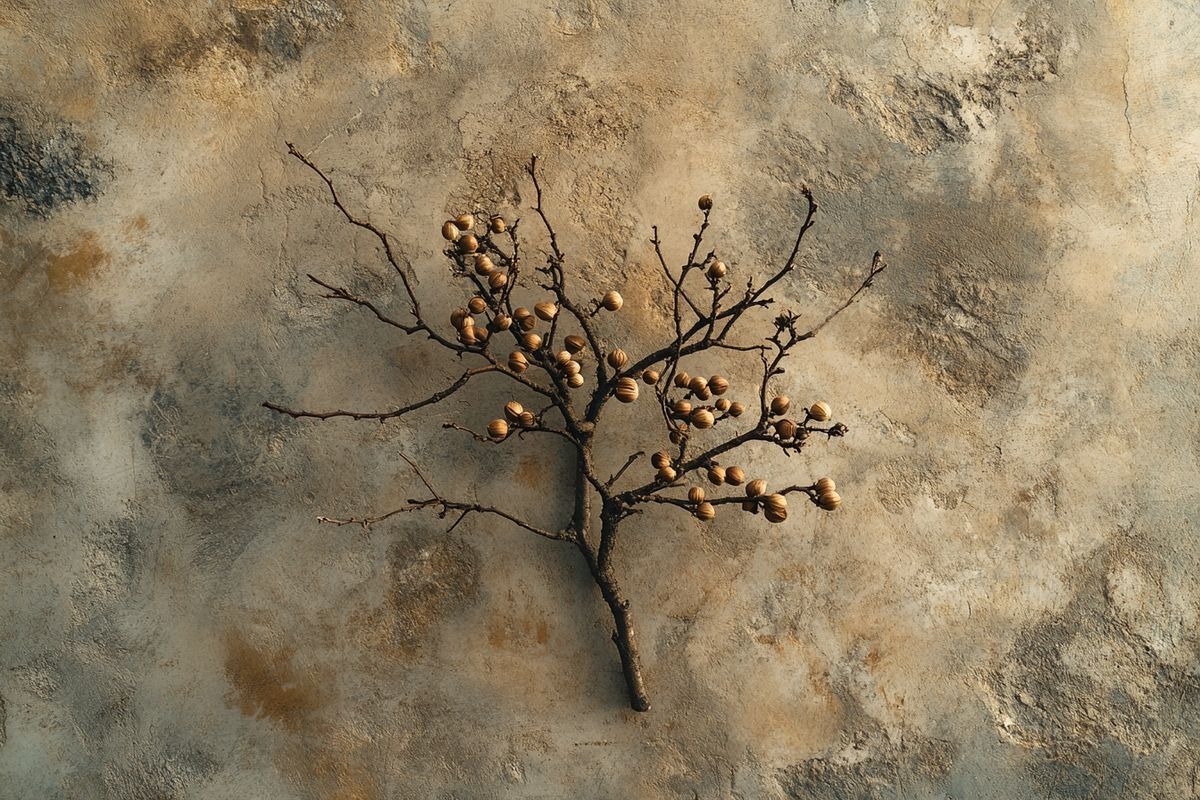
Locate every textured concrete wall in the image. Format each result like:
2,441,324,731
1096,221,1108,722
2,0,1199,797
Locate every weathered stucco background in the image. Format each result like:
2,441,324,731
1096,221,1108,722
2,0,1199,796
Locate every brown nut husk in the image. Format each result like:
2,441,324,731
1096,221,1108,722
458,234,479,253
534,301,558,321
742,499,759,513
775,418,797,439
687,376,708,393
746,479,767,497
450,307,470,329
518,410,536,427
672,399,693,416
688,486,706,503
709,375,730,395
468,297,487,314
698,194,713,211
607,348,629,369
809,401,832,422
816,490,842,511
564,334,587,354
489,216,506,233
601,290,624,311
814,477,836,494
555,350,572,367
488,271,508,291
473,254,494,275
508,351,528,372
715,398,731,412
763,493,788,514
728,401,746,417
519,315,537,331
706,260,726,279
487,419,508,440
690,408,715,429
642,369,660,385
707,466,726,485
513,306,532,320
459,325,478,345
770,395,791,416
568,373,585,388
651,451,671,469
764,505,788,523
455,213,474,231
504,400,524,421
563,360,581,376
522,332,542,350
695,501,716,521
615,377,639,403
441,221,460,241
657,465,677,482
490,314,512,331
673,371,691,388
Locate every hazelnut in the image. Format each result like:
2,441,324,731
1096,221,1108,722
687,376,708,394
488,271,508,291
607,348,629,369
487,419,508,440
518,411,536,427
468,296,487,314
455,213,474,231
458,234,479,253
490,314,512,331
728,401,746,417
441,221,459,241
563,360,582,376
642,369,660,385
706,260,726,279
672,399,693,416
764,505,788,523
809,401,832,422
673,372,691,388
564,334,587,354
522,332,542,350
816,490,842,511
601,290,624,311
657,465,677,482
489,216,507,233
698,194,713,211
615,377,640,403
725,466,745,486
473,254,495,275
707,466,726,485
651,451,672,469
770,395,790,416
695,501,716,521
746,479,767,497
814,477,836,494
450,307,470,329
508,351,528,372
774,418,797,439
504,400,524,421
534,301,558,321
690,408,715,429
568,373,585,388
708,376,729,395
688,486,706,504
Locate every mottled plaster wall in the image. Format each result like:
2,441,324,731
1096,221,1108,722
1,0,1198,797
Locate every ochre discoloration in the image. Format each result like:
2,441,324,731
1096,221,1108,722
223,629,326,731
46,232,109,291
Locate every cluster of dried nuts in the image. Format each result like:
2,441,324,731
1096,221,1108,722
487,400,540,441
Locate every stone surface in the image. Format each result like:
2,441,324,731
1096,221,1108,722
2,0,1199,797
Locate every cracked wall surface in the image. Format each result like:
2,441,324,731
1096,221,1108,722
2,0,1199,797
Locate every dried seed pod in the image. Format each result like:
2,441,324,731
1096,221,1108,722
690,408,715,429
764,505,788,523
564,334,586,354
672,399,693,416
709,375,729,395
513,306,532,320
458,234,479,253
615,377,639,403
534,301,558,321
816,490,842,511
601,290,624,311
688,486,706,504
563,360,581,376
707,465,726,485
441,220,459,241
450,307,470,329
607,348,629,369
814,477,836,494
695,501,716,522
809,401,832,422
651,451,672,469
673,371,691,388
728,401,746,417
474,326,491,345
669,429,684,445
473,254,494,275
522,332,542,350
468,296,487,314
742,499,759,513
518,411,536,427
490,314,512,331
488,271,508,291
508,351,528,372
694,386,712,401
764,493,788,514
519,315,538,331
715,398,731,412
687,375,708,394
642,369,660,385
725,466,745,486
489,216,507,233
455,213,475,231
706,260,726,279
459,325,478,345
568,373,585,388
504,400,524,421
554,350,572,367
774,418,797,439
698,194,713,211
487,419,508,440
657,465,677,482
746,479,767,497
770,395,791,416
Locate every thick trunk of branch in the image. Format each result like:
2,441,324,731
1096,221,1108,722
595,567,651,712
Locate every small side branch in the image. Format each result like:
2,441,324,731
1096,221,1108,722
264,366,493,421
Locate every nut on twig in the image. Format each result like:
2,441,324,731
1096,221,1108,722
615,377,640,403
809,401,832,422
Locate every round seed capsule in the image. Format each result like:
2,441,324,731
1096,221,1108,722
491,314,512,331
688,486,706,504
725,466,745,486
695,501,716,521
728,401,746,417
814,477,836,494
555,350,572,367
688,376,708,394
770,395,791,416
489,216,507,233
513,306,532,320
657,465,677,482
487,419,508,440
458,234,479,253
742,499,759,514
651,451,672,469
519,315,537,331
690,408,715,429
459,325,478,345
707,466,726,485
508,351,528,372
809,401,832,422
764,493,788,515
455,213,474,231
673,372,691,388
564,334,586,354
816,490,842,511
563,360,581,376
441,221,460,241
450,307,470,329
468,296,487,314
488,271,508,291
775,419,797,439
504,400,524,421
764,505,788,523
642,369,660,385
672,399,693,416
615,377,639,403
707,260,726,279
522,332,542,350
601,290,623,311
746,479,767,497
518,411,536,427
708,376,729,395
568,373,585,388
698,194,713,211
607,348,629,369
534,301,558,321
715,398,731,412
473,254,494,275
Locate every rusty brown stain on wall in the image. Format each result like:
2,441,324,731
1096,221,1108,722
46,231,109,291
513,452,551,490
223,628,327,731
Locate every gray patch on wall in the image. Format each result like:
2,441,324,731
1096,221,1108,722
231,0,346,64
0,106,112,217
